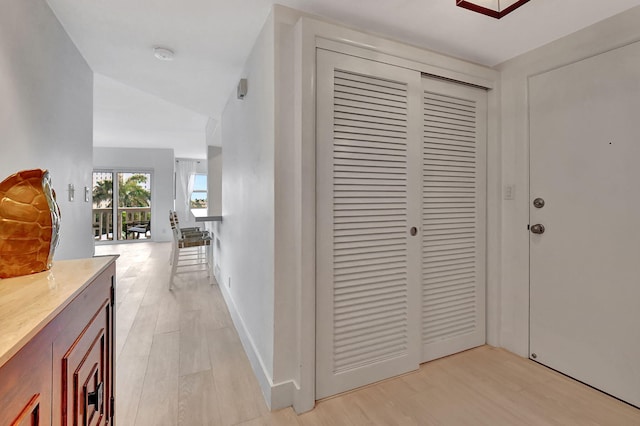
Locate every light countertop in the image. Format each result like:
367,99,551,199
0,255,118,367
194,215,222,222
192,208,222,222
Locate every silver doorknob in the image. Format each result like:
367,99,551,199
531,224,545,234
533,198,545,208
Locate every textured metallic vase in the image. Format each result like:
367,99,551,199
0,169,61,279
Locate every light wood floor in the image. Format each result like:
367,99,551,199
96,242,640,426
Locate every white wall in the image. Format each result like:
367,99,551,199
497,6,640,356
218,10,276,403
207,130,223,281
93,147,174,242
0,0,94,260
207,145,222,217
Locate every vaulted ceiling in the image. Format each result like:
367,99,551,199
45,0,640,158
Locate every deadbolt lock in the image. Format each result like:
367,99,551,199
530,224,545,235
533,198,545,208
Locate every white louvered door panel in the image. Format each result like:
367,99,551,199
316,49,422,399
421,77,486,363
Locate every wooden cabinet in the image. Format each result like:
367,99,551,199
0,257,117,426
52,266,114,426
0,333,52,426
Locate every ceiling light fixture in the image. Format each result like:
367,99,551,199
456,0,531,19
153,47,175,61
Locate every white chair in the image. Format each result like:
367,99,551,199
170,210,203,234
169,212,212,290
168,210,209,265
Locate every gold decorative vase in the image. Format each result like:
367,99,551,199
0,169,61,279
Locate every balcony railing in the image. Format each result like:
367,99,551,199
93,207,151,241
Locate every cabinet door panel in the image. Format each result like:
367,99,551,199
60,300,109,426
52,265,114,425
9,394,41,426
0,332,52,426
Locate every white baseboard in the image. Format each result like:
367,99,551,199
270,379,295,410
217,281,296,410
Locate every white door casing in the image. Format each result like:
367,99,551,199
529,41,640,408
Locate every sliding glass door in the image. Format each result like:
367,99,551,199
93,170,152,242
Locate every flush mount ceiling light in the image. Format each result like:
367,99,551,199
153,47,175,61
456,0,531,19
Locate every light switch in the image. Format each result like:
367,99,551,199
503,184,515,200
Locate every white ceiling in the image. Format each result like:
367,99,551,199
46,0,640,158
93,74,209,159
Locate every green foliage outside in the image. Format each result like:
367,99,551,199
117,174,151,207
190,198,207,208
93,174,151,208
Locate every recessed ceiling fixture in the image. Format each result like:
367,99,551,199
456,0,531,19
153,47,175,61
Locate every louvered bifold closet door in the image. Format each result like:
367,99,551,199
421,76,487,362
316,49,422,399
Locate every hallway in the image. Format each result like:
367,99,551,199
96,242,278,425
97,242,640,425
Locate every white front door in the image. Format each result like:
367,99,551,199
529,41,640,408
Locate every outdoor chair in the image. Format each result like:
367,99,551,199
126,221,150,239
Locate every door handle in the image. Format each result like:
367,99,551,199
533,197,545,208
531,224,545,235
87,382,103,412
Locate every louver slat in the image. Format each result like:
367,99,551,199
332,70,410,373
422,90,478,348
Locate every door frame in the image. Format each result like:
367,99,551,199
92,168,154,244
292,15,500,412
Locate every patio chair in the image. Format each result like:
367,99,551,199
126,221,150,239
169,212,211,290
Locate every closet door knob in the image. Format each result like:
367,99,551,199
410,227,418,236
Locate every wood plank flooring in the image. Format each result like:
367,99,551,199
96,242,640,426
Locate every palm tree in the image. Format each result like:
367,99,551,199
118,174,150,207
93,179,113,208
93,174,151,208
